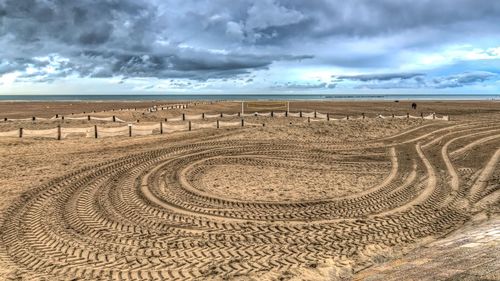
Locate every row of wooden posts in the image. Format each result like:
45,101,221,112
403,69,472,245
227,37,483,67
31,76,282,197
5,111,438,123
16,119,249,140
13,111,440,140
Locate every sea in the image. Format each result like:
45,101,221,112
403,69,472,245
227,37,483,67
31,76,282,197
0,94,498,102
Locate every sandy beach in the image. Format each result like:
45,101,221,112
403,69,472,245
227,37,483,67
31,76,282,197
0,101,499,280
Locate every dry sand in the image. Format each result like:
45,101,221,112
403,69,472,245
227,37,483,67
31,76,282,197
0,101,499,280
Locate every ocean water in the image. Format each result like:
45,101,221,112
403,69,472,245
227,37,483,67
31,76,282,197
0,94,498,101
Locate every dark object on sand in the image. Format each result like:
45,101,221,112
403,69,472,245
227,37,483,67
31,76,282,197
394,100,399,103
411,103,417,110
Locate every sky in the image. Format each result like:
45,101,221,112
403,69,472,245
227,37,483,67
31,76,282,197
0,0,499,95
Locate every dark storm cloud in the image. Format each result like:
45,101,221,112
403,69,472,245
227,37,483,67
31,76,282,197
335,73,424,82
348,71,498,89
0,0,499,82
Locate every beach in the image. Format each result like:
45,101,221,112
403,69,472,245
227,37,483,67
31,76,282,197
0,100,499,280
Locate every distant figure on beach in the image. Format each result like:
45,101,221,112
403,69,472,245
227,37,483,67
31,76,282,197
411,103,417,110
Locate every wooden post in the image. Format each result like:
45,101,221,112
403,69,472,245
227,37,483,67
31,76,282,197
94,125,98,139
362,113,365,119
271,111,274,117
347,115,349,120
4,117,7,121
202,113,205,119
57,125,61,140
220,112,223,118
421,112,423,119
32,116,35,121
188,121,191,131
62,116,65,121
182,113,185,121
19,128,23,138
217,120,219,129
129,125,132,137
112,115,116,122
300,111,302,118
392,114,394,118
285,111,288,117
241,119,244,127
165,118,167,122
88,115,91,121
314,111,317,118
160,122,163,134
238,112,241,117
327,113,330,121
308,117,310,123
56,114,59,118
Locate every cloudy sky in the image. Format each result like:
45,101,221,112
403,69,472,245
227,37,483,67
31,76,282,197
0,0,499,95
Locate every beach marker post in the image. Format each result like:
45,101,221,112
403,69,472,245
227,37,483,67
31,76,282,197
182,113,185,121
189,121,192,131
308,117,310,123
347,115,349,120
4,118,7,121
202,113,205,119
220,112,223,118
94,125,98,139
421,112,423,119
300,111,302,118
129,125,132,137
314,111,317,118
87,115,91,121
19,128,23,138
113,116,116,122
392,114,395,118
327,113,330,121
271,111,274,117
241,119,244,127
57,125,61,140
32,116,35,121
285,111,288,117
160,122,163,134
217,120,219,129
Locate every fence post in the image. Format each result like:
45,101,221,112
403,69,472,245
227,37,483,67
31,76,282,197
94,125,98,139
165,118,168,122
241,119,244,127
182,113,185,121
32,116,35,121
202,113,205,119
421,112,423,119
327,113,330,121
220,112,223,118
238,112,241,117
62,116,65,121
56,114,59,118
113,115,116,122
314,111,316,118
300,111,302,117
129,125,132,137
3,118,6,121
433,113,435,120
407,113,409,119
57,125,61,140
88,115,91,121
308,117,310,123
217,120,219,129
271,111,274,117
19,128,23,138
160,122,163,134
392,114,394,118
362,113,365,119
189,121,191,131
285,111,288,117
347,115,349,120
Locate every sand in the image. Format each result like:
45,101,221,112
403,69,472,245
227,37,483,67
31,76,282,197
0,101,499,280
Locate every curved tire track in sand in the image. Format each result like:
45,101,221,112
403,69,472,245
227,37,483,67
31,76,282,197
1,121,497,280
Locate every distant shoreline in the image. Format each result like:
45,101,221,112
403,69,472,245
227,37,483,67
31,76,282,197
0,94,499,102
